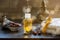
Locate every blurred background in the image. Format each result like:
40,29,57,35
0,0,60,23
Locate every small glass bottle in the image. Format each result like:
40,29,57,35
23,13,32,34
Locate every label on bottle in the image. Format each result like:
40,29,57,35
25,13,31,19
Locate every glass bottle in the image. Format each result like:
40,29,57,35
23,4,32,34
23,13,32,34
41,15,52,33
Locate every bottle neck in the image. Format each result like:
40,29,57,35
25,13,31,19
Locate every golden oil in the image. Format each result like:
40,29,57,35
23,13,32,34
41,15,52,33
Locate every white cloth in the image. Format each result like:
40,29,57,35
41,18,60,35
3,17,22,27
3,17,11,26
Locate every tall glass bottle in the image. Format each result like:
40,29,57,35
23,4,32,34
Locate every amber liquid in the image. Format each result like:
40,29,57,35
42,16,52,33
23,18,32,34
